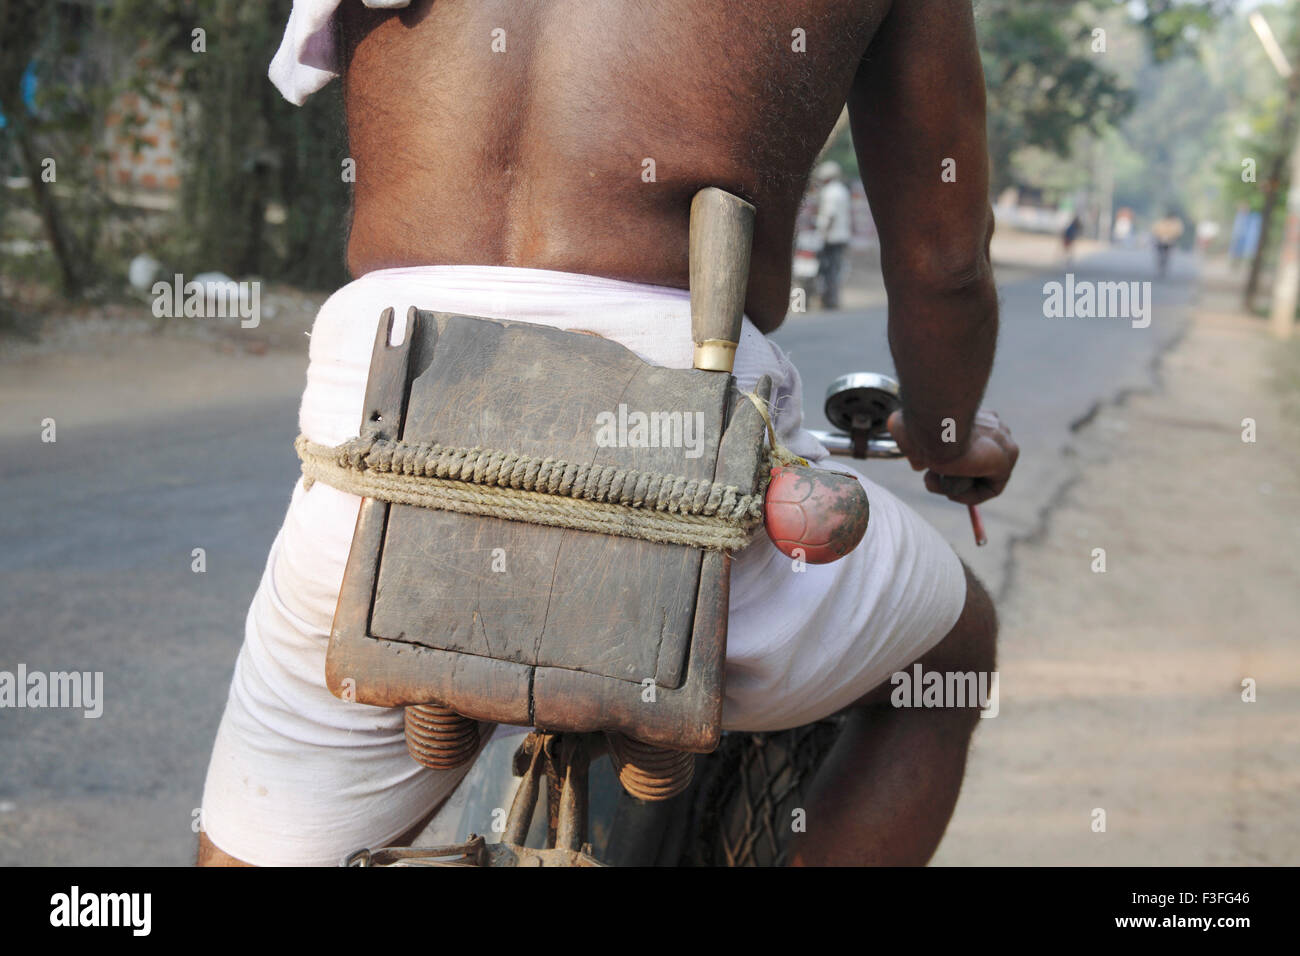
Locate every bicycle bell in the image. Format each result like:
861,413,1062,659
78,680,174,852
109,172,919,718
823,372,902,458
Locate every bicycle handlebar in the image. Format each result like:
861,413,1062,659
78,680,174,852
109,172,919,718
806,429,903,459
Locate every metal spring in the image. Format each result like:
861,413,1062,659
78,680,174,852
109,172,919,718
604,732,695,801
404,703,479,770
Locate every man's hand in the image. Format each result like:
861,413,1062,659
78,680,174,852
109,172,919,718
887,409,1018,505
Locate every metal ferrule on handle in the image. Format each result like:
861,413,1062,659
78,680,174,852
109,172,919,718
693,338,738,372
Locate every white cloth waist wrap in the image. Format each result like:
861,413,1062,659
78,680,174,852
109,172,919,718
199,264,966,866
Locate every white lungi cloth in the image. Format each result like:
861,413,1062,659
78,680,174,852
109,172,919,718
200,266,966,865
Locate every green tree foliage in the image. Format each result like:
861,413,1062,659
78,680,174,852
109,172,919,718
1116,52,1231,218
974,0,1241,199
1129,0,1237,61
976,0,1136,194
0,0,118,297
5,0,1249,301
3,0,350,296
108,0,349,288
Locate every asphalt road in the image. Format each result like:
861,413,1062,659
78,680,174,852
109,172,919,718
773,244,1195,596
0,243,1196,865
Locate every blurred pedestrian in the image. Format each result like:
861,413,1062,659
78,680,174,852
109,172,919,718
1062,215,1082,261
1152,212,1184,278
1195,220,1219,255
1113,208,1134,247
813,160,852,309
1228,204,1261,270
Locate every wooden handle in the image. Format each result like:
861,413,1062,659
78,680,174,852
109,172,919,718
689,187,755,372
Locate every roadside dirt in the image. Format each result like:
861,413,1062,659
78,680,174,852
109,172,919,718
933,276,1300,865
0,287,318,441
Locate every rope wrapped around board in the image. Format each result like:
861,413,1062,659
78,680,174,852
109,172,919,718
294,393,807,553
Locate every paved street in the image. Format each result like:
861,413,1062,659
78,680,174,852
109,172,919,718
0,242,1197,864
775,243,1195,596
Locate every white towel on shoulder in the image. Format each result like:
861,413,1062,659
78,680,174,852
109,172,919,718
269,0,410,106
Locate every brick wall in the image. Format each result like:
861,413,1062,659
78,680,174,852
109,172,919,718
103,85,183,193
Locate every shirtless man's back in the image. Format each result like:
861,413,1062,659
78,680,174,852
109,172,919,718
198,0,1017,867
341,0,992,347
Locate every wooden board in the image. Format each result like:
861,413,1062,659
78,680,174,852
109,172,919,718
326,308,769,752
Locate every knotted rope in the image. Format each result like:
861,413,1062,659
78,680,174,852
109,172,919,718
295,434,765,552
740,391,808,469
294,393,807,553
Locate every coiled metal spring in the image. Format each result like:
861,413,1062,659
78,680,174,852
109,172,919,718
404,703,479,770
605,732,695,801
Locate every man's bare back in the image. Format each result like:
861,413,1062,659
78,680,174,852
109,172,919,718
340,0,903,333
342,0,1002,471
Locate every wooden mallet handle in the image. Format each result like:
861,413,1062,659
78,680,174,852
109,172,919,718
689,187,755,373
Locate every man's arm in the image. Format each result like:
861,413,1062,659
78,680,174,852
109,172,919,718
848,0,997,467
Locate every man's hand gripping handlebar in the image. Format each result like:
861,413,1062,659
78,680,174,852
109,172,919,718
806,374,1013,548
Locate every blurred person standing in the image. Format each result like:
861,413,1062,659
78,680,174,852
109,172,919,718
814,160,853,309
1062,214,1082,261
1195,219,1219,255
1228,204,1261,270
1152,212,1185,278
1112,208,1134,247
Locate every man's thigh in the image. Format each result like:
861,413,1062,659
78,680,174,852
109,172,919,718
197,794,449,867
724,464,970,730
852,562,996,711
197,530,484,867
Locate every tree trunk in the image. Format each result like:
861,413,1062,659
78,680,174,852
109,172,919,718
1243,91,1297,311
0,0,83,298
3,105,84,298
1244,36,1300,312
